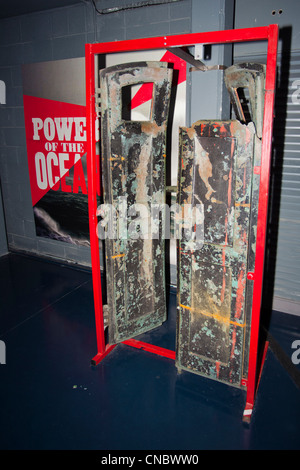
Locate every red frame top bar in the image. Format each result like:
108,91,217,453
87,25,275,55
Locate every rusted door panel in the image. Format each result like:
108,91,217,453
176,121,256,386
225,63,265,380
224,63,266,138
100,62,173,344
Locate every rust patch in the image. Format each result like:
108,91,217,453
141,121,166,136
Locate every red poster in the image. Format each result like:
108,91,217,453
23,94,100,246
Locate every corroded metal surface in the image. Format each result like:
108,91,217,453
100,62,172,344
176,63,265,387
224,63,266,138
176,120,255,386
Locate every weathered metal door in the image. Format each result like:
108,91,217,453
176,64,265,387
100,62,173,344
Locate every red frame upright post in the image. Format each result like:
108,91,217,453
85,24,278,421
242,24,279,422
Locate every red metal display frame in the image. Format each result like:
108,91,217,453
85,24,278,423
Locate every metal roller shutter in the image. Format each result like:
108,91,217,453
233,52,300,307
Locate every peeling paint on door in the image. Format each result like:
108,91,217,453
100,62,173,344
176,63,265,387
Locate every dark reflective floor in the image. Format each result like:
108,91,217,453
0,252,299,450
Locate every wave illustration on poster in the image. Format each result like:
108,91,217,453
34,205,90,247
